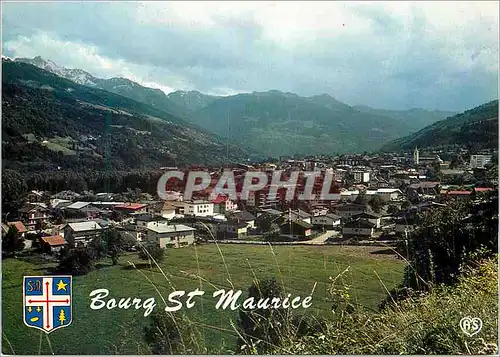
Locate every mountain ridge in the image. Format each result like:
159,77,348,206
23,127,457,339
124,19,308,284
380,100,499,152
13,56,459,156
2,59,257,175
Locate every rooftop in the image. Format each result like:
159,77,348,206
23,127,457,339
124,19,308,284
67,221,102,232
40,235,66,246
147,223,196,234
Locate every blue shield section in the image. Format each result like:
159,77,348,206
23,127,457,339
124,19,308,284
25,306,44,329
24,277,44,296
52,305,72,328
52,276,71,296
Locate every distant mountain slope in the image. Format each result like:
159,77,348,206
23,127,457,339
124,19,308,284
353,105,456,132
14,56,189,119
13,56,458,156
187,91,454,156
2,59,256,174
167,90,219,112
380,100,499,152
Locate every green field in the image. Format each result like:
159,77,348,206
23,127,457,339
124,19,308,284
2,244,405,354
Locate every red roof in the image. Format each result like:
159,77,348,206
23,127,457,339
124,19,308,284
212,194,229,204
40,235,66,246
8,221,28,233
114,203,147,210
474,187,493,192
447,191,471,195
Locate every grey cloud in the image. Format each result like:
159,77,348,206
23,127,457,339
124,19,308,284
2,2,498,111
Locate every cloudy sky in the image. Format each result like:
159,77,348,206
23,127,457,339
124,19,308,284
2,1,498,111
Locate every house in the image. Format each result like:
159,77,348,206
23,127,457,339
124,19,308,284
394,214,418,238
114,203,148,215
135,214,168,229
63,221,103,247
286,209,312,224
217,220,248,239
280,220,313,238
183,200,214,217
352,170,370,183
310,206,329,217
230,210,256,228
406,182,440,200
312,213,341,229
375,188,404,202
27,190,45,203
352,212,381,228
212,194,238,214
469,155,492,169
259,208,283,217
146,222,196,248
342,219,376,238
2,221,28,238
64,201,103,219
332,203,366,218
18,203,51,230
39,235,66,253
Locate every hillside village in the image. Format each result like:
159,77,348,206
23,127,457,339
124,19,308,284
3,146,497,259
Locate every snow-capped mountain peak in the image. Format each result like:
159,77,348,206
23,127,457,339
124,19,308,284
14,56,100,87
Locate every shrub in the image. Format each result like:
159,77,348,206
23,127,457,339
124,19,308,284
268,256,498,355
144,310,205,354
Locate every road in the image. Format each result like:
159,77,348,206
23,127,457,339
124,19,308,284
302,230,339,245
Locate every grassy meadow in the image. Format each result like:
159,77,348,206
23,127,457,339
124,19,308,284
2,244,405,354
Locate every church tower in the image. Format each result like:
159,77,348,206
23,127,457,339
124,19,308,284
413,147,419,165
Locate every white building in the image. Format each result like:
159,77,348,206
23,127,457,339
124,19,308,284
375,188,404,202
312,214,341,228
342,219,376,237
183,200,214,217
469,155,492,169
352,212,381,228
146,222,196,248
63,221,103,247
333,203,366,218
352,171,370,183
288,209,312,224
340,190,360,202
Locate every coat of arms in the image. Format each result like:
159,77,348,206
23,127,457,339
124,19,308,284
23,276,72,333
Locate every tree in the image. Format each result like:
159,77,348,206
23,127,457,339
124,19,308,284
139,245,165,262
402,194,498,290
2,225,25,257
56,246,95,276
263,223,281,242
354,192,367,205
368,196,384,213
237,277,289,353
387,205,399,215
237,277,324,354
2,169,28,215
103,228,132,265
401,200,412,211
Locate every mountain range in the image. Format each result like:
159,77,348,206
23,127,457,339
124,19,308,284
2,59,256,175
13,56,457,156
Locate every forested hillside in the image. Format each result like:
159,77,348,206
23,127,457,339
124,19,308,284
381,100,499,152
